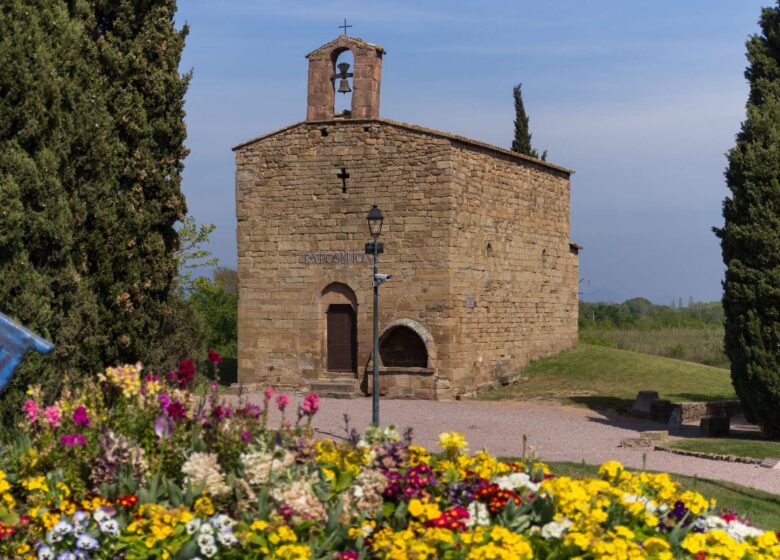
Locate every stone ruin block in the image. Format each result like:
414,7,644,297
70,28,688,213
700,416,730,437
631,390,660,417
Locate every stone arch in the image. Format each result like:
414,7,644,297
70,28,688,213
331,47,354,116
321,281,358,309
379,319,437,370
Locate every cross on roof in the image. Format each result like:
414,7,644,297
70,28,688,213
339,18,352,36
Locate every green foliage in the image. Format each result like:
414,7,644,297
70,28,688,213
176,216,219,295
479,344,735,411
0,0,195,434
511,83,547,160
578,298,724,330
715,2,780,436
0,0,116,430
190,269,238,358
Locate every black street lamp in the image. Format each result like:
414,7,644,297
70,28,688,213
366,205,389,425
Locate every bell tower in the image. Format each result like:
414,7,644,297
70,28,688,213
306,35,385,121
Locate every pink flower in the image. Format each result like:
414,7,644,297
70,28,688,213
72,406,90,427
241,431,252,442
22,400,40,423
59,433,87,447
43,406,61,428
207,349,223,364
264,386,274,401
302,393,320,416
275,394,290,411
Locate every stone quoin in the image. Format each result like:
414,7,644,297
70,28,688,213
234,34,579,399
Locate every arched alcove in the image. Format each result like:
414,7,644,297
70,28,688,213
332,48,354,116
380,326,428,368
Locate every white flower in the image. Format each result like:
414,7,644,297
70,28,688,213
726,520,763,542
493,472,540,493
359,524,374,537
199,523,215,535
52,520,74,536
37,545,55,560
240,450,295,486
99,518,120,537
182,453,231,497
76,534,100,550
217,530,238,546
211,514,234,532
186,518,202,535
93,508,110,523
541,518,573,539
198,532,216,552
465,502,490,528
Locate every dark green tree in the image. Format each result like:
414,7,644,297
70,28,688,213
84,0,192,370
0,0,117,427
511,83,546,160
716,2,780,436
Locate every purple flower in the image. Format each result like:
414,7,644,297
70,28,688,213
241,431,252,442
154,416,173,438
60,433,87,447
158,393,171,411
72,406,90,427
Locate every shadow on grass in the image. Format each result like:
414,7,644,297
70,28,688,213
667,392,738,402
568,395,634,414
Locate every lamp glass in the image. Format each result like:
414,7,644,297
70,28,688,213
367,205,384,239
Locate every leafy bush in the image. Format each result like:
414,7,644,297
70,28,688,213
0,354,777,559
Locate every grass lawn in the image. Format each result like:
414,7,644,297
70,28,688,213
667,436,780,461
546,461,780,531
479,344,735,411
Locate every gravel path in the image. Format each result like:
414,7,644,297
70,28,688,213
243,395,780,495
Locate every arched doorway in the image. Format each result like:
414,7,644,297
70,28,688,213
379,325,428,368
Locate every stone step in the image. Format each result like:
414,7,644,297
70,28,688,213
309,379,361,399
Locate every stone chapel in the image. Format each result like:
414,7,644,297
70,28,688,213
234,34,579,399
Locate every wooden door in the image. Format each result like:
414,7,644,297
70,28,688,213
327,304,357,372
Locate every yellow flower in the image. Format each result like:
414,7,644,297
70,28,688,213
251,520,268,532
42,512,61,530
438,432,467,451
194,496,215,517
273,544,311,560
21,476,49,493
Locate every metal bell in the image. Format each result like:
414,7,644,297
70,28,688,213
338,78,352,94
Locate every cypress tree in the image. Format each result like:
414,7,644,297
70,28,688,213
511,83,546,160
0,0,117,424
84,0,192,369
716,2,780,436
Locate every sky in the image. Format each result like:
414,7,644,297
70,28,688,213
176,0,771,304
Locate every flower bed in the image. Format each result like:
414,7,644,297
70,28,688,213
0,354,778,559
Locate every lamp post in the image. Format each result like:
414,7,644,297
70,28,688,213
366,205,385,425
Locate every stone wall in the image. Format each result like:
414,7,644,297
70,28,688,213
234,119,577,396
446,143,578,393
235,120,455,390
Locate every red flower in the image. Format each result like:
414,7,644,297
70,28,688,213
207,349,223,364
117,495,139,509
175,358,196,386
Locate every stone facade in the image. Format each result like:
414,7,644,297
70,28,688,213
234,35,578,399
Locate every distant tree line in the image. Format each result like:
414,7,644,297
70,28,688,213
579,298,724,330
